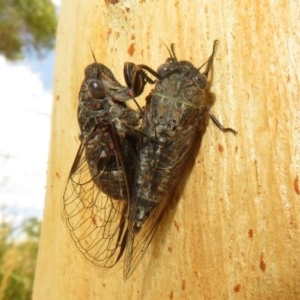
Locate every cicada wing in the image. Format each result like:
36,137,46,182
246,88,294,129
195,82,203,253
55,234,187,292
123,123,200,278
63,143,129,268
123,198,167,279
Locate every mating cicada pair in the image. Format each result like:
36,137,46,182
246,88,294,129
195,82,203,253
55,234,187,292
63,40,236,279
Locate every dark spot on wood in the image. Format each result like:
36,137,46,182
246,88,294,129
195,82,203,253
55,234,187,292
182,279,186,291
55,95,60,101
55,172,60,179
248,229,253,238
105,0,119,4
260,253,266,272
233,283,241,292
131,34,135,40
169,290,173,299
167,246,172,253
106,28,112,40
91,215,98,226
294,176,300,195
127,43,135,57
218,144,224,153
174,220,180,232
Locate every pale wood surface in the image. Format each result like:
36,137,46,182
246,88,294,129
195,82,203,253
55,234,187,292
33,1,300,299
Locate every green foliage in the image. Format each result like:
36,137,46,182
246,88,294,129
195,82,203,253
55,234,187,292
0,217,41,300
0,0,57,60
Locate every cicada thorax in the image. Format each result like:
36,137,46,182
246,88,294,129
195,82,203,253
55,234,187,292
77,63,142,200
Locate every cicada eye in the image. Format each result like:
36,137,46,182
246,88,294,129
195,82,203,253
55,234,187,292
88,79,105,98
195,74,207,89
157,63,171,77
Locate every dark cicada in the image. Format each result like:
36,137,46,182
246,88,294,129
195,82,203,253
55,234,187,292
63,61,152,269
123,41,236,278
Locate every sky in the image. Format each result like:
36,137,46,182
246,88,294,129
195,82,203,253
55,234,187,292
0,0,61,226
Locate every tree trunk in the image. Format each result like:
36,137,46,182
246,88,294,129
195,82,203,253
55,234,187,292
33,0,300,299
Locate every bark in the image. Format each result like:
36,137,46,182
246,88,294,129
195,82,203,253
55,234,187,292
33,1,300,299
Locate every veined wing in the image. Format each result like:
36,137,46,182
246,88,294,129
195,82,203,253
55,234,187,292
63,141,129,268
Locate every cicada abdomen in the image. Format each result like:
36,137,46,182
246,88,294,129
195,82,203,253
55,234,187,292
63,62,150,269
124,41,236,278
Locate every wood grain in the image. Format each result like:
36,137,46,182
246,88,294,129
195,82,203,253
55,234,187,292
33,0,300,299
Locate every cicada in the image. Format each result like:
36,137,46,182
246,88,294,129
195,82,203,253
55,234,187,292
63,60,153,269
123,40,236,278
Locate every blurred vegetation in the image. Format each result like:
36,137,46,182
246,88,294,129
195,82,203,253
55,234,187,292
0,0,57,60
0,217,41,300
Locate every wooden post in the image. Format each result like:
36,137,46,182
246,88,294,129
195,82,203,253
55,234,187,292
33,0,300,299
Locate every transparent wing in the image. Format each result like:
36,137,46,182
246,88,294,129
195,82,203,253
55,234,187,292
63,143,129,268
123,200,166,279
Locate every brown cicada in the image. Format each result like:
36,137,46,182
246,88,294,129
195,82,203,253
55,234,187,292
63,60,153,269
122,40,236,278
